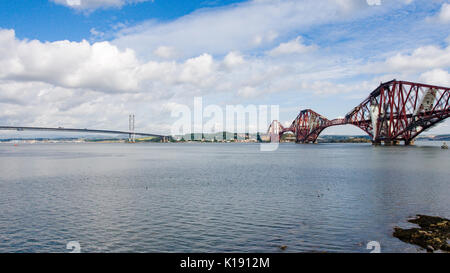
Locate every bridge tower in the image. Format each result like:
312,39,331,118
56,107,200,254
128,114,135,143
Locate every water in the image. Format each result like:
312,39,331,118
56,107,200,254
0,142,448,253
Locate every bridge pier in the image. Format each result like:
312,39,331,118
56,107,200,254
374,140,402,146
372,140,403,146
405,139,415,146
296,140,316,144
128,133,136,143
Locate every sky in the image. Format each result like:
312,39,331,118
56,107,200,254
0,0,449,137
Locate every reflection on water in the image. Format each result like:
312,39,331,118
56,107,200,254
0,142,448,253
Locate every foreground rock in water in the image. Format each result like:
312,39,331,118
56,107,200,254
393,215,450,253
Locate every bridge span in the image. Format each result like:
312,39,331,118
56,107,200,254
269,80,450,145
0,126,168,141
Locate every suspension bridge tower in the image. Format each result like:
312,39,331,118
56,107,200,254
128,114,136,143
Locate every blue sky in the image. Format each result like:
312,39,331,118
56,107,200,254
0,0,247,42
0,0,449,136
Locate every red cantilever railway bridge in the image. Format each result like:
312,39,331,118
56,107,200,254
268,80,450,145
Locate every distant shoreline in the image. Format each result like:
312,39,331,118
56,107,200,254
0,138,448,144
1,133,449,144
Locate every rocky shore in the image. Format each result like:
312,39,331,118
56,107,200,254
393,215,450,253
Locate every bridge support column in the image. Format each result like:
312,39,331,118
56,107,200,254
372,140,381,146
128,114,136,143
128,133,136,143
405,139,415,146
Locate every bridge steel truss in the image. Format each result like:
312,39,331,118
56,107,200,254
269,80,450,145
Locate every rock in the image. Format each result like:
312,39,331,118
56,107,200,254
393,215,450,253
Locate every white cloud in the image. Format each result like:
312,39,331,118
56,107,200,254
237,86,258,98
367,44,450,74
419,69,450,86
252,31,279,46
366,0,381,6
0,29,222,94
298,81,373,96
50,0,151,11
267,36,316,56
0,29,142,92
426,3,450,24
113,0,375,59
0,28,363,118
153,46,178,59
438,3,450,23
90,28,105,39
223,51,245,69
179,54,215,86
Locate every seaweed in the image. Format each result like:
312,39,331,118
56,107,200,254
393,215,450,253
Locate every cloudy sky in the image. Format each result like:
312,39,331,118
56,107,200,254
0,0,449,136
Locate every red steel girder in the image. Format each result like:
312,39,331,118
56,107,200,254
273,80,450,145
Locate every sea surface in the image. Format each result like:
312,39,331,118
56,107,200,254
0,142,448,253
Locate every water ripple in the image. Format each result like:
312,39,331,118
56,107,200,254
0,142,449,253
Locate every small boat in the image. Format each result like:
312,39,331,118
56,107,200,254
442,142,448,149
